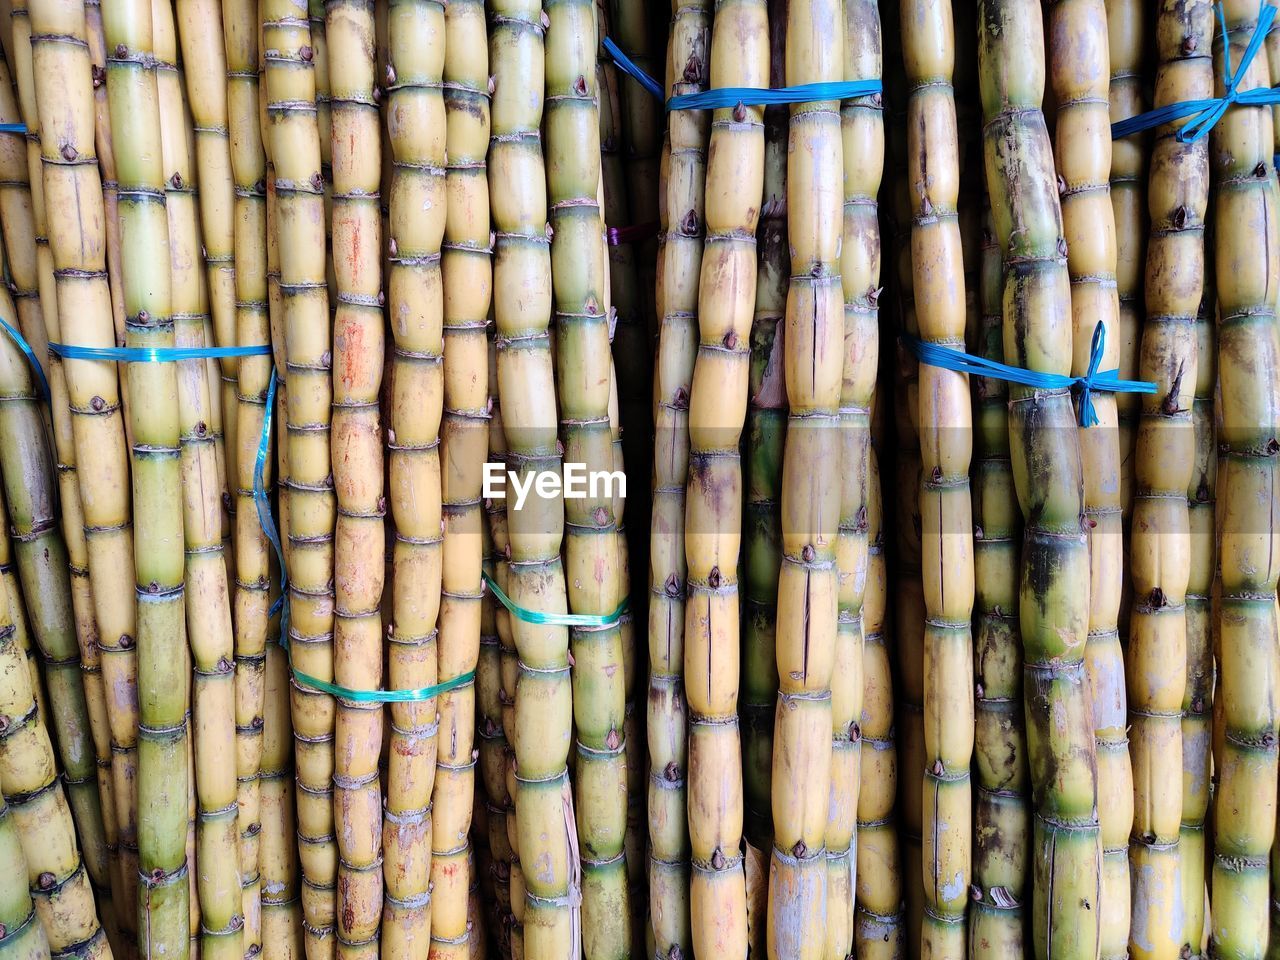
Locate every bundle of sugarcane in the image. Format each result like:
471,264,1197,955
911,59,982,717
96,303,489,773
1127,2,1212,958
979,4,1101,960
646,1,709,955
1047,5,1133,960
901,2,974,956
1209,3,1280,956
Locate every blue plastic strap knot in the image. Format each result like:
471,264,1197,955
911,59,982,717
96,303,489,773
902,321,1157,427
1112,2,1280,143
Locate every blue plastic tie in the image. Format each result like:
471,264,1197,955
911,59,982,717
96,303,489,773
483,570,628,628
0,316,49,402
602,36,664,100
0,123,25,134
667,79,882,112
253,368,474,703
599,39,882,113
48,341,273,362
1112,3,1280,142
902,321,1157,428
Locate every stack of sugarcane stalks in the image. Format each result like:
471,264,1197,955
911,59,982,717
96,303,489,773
13,1,1280,959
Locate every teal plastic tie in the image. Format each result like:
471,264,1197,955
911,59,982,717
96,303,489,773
902,321,1156,428
1112,2,1280,142
0,315,49,401
253,367,474,703
49,341,273,362
483,570,628,628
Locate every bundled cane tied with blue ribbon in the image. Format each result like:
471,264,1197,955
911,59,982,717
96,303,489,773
1112,2,1280,142
902,321,1156,428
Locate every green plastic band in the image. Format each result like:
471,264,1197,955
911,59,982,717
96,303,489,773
483,570,629,628
280,645,476,703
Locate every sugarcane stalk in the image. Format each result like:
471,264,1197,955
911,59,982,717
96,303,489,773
646,2,709,956
967,203,1029,960
149,0,246,957
431,0,492,952
979,5,1102,960
739,0,784,859
1182,260,1214,960
0,523,111,959
765,0,846,953
259,595,303,960
900,2,974,955
826,2,880,956
84,0,134,456
260,0,337,954
853,447,905,960
381,0,444,956
0,785,54,960
25,3,145,942
1,36,136,950
543,2,629,953
488,1,576,955
0,488,44,744
320,1,385,956
1208,4,1280,957
679,0,766,954
101,0,193,950
1125,3,1212,958
1046,5,1135,960
1107,0,1148,519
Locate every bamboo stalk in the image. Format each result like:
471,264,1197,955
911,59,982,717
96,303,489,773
979,4,1102,959
646,2,709,956
1208,3,1280,957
